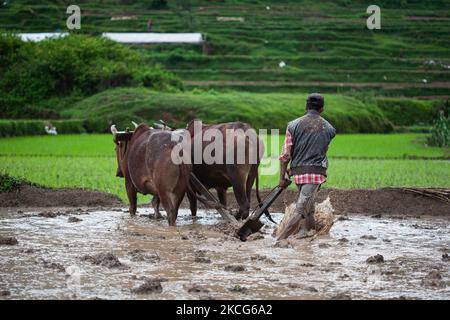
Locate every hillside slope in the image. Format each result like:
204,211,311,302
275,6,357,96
1,0,448,97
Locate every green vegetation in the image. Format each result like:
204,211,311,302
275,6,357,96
328,134,448,158
0,33,182,118
374,98,439,126
1,133,446,158
63,87,393,133
0,134,114,157
0,134,448,202
428,111,450,147
0,1,449,197
0,119,105,137
0,1,448,136
1,155,448,203
0,0,448,97
0,173,33,193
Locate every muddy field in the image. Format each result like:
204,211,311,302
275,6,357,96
0,187,449,300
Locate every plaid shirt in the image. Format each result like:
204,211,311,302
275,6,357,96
279,129,327,185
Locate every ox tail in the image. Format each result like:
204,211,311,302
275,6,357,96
255,165,262,204
255,135,262,204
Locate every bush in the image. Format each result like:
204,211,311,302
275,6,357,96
0,119,102,137
138,65,184,91
376,98,438,126
428,111,449,147
0,173,30,193
149,0,168,9
0,33,182,118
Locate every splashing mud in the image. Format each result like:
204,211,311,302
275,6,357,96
0,207,448,300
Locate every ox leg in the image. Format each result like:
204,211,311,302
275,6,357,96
151,196,162,219
216,187,227,207
125,178,137,216
231,182,250,220
159,195,178,226
246,166,257,208
187,190,197,217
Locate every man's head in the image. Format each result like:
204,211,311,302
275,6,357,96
306,93,324,113
111,125,134,177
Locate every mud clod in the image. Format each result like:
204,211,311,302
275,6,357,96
194,250,212,263
212,222,236,236
250,254,276,264
0,236,18,245
421,271,445,287
300,263,314,267
68,216,82,223
229,285,248,294
38,211,61,218
247,233,265,241
195,257,212,263
188,231,207,240
338,237,349,243
331,293,352,300
38,258,65,272
224,265,246,272
187,285,210,294
442,253,449,262
274,239,293,248
425,271,442,280
128,249,160,263
81,252,123,268
366,254,384,264
132,279,163,294
361,235,377,240
0,290,11,296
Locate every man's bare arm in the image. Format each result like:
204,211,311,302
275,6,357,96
279,160,289,187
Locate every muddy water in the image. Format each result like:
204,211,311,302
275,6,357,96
0,208,448,300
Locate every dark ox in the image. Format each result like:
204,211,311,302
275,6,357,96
186,121,264,219
111,123,194,226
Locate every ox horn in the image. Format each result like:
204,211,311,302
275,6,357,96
110,124,118,136
132,121,138,129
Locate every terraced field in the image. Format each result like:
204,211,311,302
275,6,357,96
1,0,449,97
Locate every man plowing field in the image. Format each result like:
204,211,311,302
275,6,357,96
276,93,336,240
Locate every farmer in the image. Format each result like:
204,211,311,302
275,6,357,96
277,93,336,240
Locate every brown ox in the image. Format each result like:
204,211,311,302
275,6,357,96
111,123,193,226
186,120,264,219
